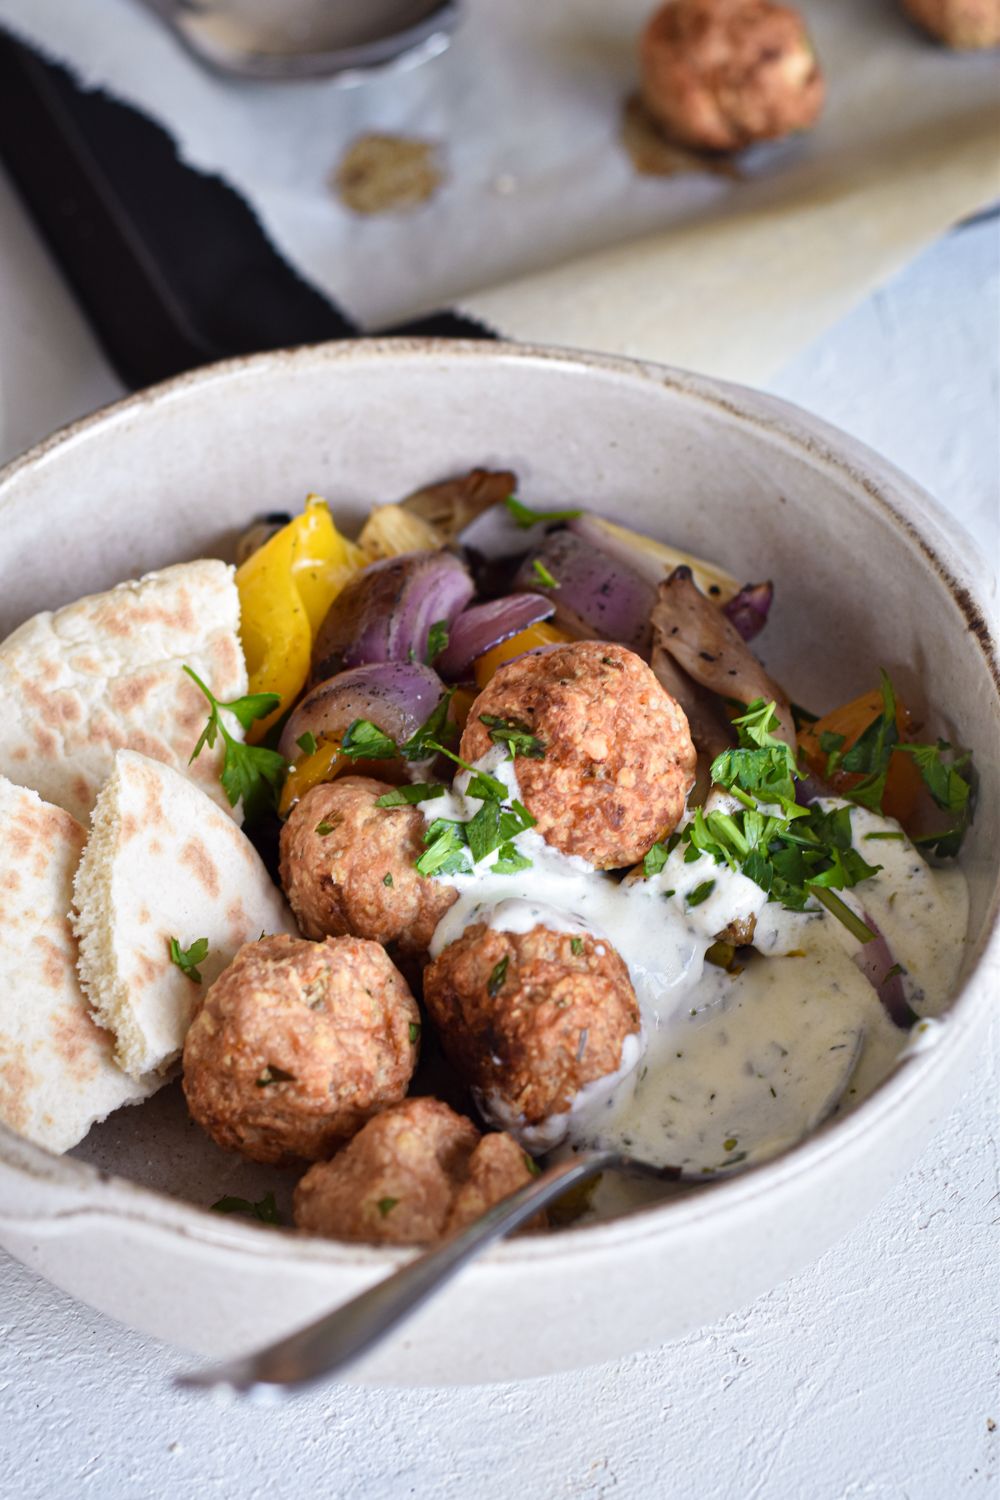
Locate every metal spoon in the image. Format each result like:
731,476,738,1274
138,0,460,83
175,1149,691,1397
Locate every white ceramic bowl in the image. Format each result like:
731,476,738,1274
0,340,996,1386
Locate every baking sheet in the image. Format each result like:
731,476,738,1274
0,0,997,381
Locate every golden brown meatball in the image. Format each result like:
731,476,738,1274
293,1097,540,1245
423,923,641,1147
902,0,1000,47
182,934,419,1165
639,0,824,153
460,641,695,869
279,777,457,957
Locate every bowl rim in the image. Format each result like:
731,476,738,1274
0,335,997,1273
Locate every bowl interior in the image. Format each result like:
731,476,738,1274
1,338,997,1236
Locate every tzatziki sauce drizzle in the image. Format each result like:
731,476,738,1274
420,751,968,1192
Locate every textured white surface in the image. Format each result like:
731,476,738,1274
0,173,997,1496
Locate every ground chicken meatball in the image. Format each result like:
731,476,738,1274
293,1097,540,1245
639,0,824,153
423,923,641,1146
279,777,457,957
182,934,419,1165
902,0,1000,47
460,641,695,869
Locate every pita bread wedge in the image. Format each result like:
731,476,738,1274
73,750,297,1078
0,776,158,1153
0,560,246,824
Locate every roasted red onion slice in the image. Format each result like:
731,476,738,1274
853,914,918,1029
723,582,773,642
435,594,555,680
311,552,474,682
279,662,444,763
514,531,655,655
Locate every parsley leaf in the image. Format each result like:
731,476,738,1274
710,699,801,814
492,842,533,875
296,731,318,756
383,872,394,887
479,713,546,760
340,718,397,760
415,820,471,878
168,936,209,984
532,559,559,589
184,666,286,822
897,739,974,855
819,729,846,777
488,956,509,997
211,1191,281,1225
425,620,449,664
687,880,716,908
374,783,447,807
400,690,457,760
504,495,583,529
376,1197,399,1218
428,740,507,799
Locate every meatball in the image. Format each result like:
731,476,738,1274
639,0,824,153
279,777,457,957
293,1097,540,1245
423,922,641,1146
460,641,695,868
902,0,1000,48
182,934,419,1164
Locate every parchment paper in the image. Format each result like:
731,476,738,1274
1,0,997,382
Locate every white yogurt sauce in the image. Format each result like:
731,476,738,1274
422,754,969,1178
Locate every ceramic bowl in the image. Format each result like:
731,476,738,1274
0,340,996,1386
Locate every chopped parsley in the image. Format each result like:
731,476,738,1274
478,713,546,760
315,820,336,836
340,718,398,760
686,880,716,908
819,729,846,777
376,1197,399,1218
416,794,535,878
504,495,582,529
532,559,559,589
425,620,449,664
211,1191,281,1225
409,1022,421,1045
184,666,286,822
383,872,394,887
570,937,584,956
296,730,318,756
488,956,509,997
375,783,446,807
168,935,209,984
400,691,457,760
643,831,680,878
523,1153,542,1177
256,1065,295,1088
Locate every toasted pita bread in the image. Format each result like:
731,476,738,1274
0,560,246,825
0,776,157,1153
73,750,297,1078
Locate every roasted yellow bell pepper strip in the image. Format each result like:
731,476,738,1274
236,496,363,742
278,740,350,817
473,622,573,688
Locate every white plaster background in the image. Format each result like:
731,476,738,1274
0,174,996,1499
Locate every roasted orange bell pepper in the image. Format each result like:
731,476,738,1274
799,688,923,826
473,622,574,688
236,496,362,741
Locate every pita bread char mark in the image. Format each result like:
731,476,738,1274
72,750,298,1079
0,560,247,825
0,776,158,1154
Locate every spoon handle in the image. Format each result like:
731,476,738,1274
176,1150,617,1396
